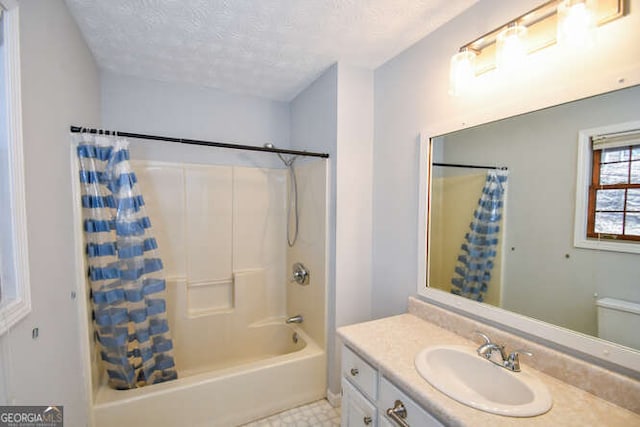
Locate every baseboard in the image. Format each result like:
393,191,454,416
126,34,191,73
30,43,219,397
326,388,342,407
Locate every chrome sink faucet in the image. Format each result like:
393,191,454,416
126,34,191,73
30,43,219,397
475,332,508,361
474,331,532,372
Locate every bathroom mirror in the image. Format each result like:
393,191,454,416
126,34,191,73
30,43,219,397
420,84,640,371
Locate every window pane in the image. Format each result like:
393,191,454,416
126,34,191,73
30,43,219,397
600,162,629,185
632,146,640,160
596,189,625,211
601,147,630,163
594,212,623,234
625,213,640,236
627,189,640,211
631,160,640,184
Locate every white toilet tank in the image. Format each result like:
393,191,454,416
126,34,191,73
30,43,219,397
596,297,640,350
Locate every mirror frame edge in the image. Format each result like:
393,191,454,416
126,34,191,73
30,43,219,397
416,135,640,375
417,133,430,294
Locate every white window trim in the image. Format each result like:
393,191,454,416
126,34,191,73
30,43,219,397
0,1,31,336
574,120,640,255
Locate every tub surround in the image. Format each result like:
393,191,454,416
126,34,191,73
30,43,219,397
337,297,640,426
93,324,326,427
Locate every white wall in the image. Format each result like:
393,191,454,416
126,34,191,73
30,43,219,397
0,1,100,426
335,64,373,328
289,62,374,397
372,0,640,318
290,65,339,156
101,71,291,168
334,64,374,395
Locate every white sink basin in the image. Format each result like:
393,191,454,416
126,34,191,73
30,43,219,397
415,345,552,417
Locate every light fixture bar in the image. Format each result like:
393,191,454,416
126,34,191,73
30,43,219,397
468,1,557,53
460,0,625,75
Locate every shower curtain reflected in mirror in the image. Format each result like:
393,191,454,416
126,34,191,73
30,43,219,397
450,170,508,302
75,133,177,389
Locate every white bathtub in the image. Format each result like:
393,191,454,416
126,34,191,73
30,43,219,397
92,324,326,427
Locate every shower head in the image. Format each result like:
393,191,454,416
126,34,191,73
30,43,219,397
264,142,296,168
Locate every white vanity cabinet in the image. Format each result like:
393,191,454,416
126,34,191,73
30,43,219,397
341,346,443,427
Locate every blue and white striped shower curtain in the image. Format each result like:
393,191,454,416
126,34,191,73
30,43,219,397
451,170,508,302
75,133,177,389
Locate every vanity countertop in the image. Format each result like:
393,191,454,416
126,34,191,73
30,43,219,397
337,313,640,427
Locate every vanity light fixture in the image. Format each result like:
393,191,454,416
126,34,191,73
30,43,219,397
557,0,597,49
448,0,625,96
448,47,477,96
496,22,528,73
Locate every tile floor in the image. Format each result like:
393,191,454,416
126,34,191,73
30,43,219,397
241,399,341,427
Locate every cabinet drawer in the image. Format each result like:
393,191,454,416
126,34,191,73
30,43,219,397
379,377,443,427
342,345,378,400
342,378,377,427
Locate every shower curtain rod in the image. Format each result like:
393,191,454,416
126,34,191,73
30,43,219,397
70,126,330,159
433,162,507,170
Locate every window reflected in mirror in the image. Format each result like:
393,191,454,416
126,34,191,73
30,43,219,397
588,138,640,240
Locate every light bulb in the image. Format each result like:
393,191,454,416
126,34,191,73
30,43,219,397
449,49,476,96
496,24,528,73
557,0,597,49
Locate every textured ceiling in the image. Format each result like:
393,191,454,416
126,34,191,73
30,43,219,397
65,0,478,101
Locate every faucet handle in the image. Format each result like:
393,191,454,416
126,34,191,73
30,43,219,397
473,331,492,345
505,349,533,372
509,349,533,359
291,262,310,285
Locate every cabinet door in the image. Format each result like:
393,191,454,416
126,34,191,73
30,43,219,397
342,378,377,427
378,377,443,427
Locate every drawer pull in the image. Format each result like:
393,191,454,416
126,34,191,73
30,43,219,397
350,368,359,376
363,415,372,425
386,400,409,427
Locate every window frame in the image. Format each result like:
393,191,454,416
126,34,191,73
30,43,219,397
575,120,640,254
587,144,640,241
0,0,31,336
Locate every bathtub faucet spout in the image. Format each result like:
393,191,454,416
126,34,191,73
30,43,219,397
286,314,303,324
